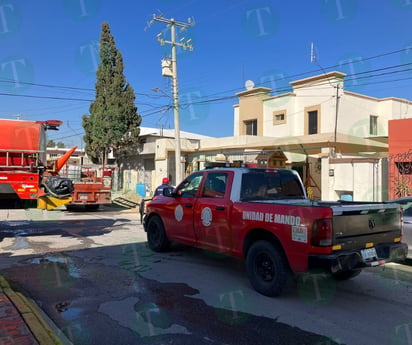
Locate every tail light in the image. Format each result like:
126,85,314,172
311,218,333,246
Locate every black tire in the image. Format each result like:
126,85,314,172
65,204,76,211
331,269,361,281
139,200,145,224
85,204,100,211
146,216,170,252
246,240,290,297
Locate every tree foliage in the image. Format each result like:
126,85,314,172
47,140,65,148
83,22,142,164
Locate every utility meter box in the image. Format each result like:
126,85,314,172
161,59,173,77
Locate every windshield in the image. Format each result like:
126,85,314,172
402,204,412,217
240,170,305,201
176,173,203,198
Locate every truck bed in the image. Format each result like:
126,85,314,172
246,198,402,250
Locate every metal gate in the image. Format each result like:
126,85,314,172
388,149,412,199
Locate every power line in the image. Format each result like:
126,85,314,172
0,92,93,102
1,47,412,114
0,77,170,99
180,47,412,102
2,63,412,111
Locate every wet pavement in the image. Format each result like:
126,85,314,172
1,207,412,345
0,207,340,345
1,251,340,345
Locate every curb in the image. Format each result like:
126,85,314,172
0,275,72,345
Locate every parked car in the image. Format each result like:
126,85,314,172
386,197,412,258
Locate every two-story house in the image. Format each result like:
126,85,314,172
229,71,412,200
121,71,412,201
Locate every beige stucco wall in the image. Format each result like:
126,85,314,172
237,87,271,136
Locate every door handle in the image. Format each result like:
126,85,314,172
185,204,193,208
215,206,225,211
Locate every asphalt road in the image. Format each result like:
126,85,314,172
0,206,411,345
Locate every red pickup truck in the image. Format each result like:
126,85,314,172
143,167,408,297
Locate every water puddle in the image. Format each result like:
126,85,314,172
1,227,39,237
4,221,30,227
60,307,83,321
31,256,81,278
7,236,30,250
3,235,31,250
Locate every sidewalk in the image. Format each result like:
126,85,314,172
0,275,70,345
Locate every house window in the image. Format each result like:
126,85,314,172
144,158,155,170
273,111,286,125
308,110,318,134
370,115,378,135
395,162,412,175
244,119,257,136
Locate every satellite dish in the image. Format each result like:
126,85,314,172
245,80,255,90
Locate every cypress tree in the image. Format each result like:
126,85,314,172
83,22,141,165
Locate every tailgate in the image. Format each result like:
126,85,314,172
330,203,401,250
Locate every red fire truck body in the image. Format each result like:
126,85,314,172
0,119,74,209
0,119,44,200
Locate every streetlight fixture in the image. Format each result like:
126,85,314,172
152,87,170,98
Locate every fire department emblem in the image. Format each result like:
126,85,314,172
201,207,212,227
175,205,183,222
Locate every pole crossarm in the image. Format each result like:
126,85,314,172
153,15,194,51
158,38,193,51
151,14,194,28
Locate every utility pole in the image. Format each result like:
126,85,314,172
151,14,194,184
333,83,340,158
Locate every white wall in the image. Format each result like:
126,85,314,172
261,84,412,141
322,158,383,202
233,105,239,136
338,93,381,137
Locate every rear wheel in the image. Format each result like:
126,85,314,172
246,240,290,297
146,216,170,252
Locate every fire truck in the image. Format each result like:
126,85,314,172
0,118,75,210
61,164,114,210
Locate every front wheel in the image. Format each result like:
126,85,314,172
246,240,290,297
146,216,170,252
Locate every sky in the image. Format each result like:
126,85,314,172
1,0,412,149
